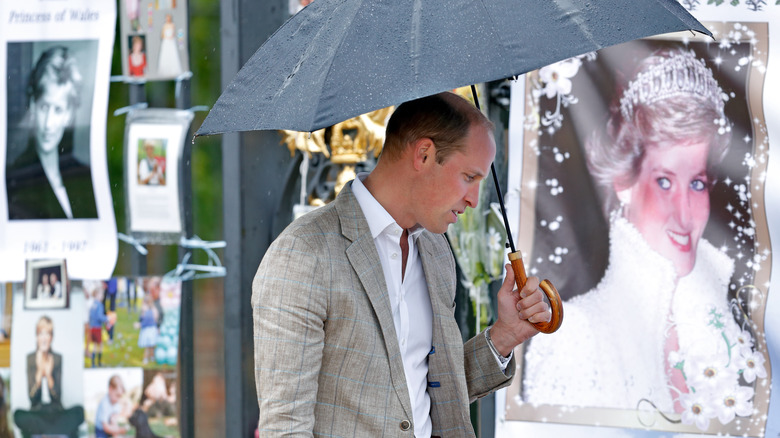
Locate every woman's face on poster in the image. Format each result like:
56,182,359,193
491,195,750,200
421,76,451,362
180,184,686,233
33,81,74,154
36,324,53,352
622,140,711,277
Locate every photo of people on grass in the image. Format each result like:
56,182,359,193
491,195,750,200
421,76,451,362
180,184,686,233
82,276,180,369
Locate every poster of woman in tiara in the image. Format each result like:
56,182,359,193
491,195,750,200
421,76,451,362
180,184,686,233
505,23,771,436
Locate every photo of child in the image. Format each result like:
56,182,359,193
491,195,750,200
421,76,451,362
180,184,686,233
83,277,180,369
83,368,165,438
86,283,113,368
136,294,158,365
137,140,167,186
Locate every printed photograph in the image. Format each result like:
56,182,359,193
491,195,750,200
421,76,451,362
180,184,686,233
11,289,85,437
5,40,99,221
137,139,167,186
83,367,154,438
84,277,181,369
24,259,69,310
506,22,771,436
128,35,148,78
138,369,179,437
125,0,142,32
0,4,120,283
0,368,12,438
125,109,192,242
0,286,12,367
119,0,189,81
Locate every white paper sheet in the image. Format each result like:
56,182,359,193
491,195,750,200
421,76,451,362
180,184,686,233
0,0,118,281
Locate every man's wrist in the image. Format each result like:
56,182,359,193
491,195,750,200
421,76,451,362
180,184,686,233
485,326,511,364
487,321,518,357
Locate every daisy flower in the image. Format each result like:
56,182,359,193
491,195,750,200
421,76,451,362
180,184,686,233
680,390,717,431
539,58,582,99
714,383,754,424
737,349,767,383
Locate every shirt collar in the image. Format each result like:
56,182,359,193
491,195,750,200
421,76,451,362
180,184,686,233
351,173,424,240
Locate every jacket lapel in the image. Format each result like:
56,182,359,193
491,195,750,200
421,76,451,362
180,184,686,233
335,183,414,423
418,232,472,432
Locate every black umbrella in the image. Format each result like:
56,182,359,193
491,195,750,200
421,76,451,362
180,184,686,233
196,0,709,135
196,0,711,333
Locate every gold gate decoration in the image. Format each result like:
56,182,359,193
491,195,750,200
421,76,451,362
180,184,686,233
280,106,393,205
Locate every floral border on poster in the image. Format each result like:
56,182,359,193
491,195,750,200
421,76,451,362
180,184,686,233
504,21,771,436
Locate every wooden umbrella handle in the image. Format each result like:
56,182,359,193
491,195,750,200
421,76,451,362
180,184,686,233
508,251,563,334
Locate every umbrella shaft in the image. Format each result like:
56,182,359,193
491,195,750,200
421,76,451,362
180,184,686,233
470,85,516,253
490,163,516,254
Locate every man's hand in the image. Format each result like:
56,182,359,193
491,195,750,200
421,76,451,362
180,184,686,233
489,264,551,357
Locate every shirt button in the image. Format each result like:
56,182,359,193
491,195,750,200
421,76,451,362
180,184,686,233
391,253,398,259
400,420,411,431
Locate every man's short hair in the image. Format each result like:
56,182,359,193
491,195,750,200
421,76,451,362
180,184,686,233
382,92,494,164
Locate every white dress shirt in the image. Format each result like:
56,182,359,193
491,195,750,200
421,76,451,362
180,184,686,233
352,174,434,437
351,174,510,437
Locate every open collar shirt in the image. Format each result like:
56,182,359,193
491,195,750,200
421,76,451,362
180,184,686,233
352,174,433,438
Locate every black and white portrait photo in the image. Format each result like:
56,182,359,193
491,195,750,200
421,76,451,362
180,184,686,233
0,1,119,283
5,41,99,221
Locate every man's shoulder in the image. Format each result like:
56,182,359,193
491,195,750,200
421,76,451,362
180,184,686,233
278,200,341,238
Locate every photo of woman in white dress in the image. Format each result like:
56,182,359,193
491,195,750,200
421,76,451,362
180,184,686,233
515,36,769,433
156,13,182,78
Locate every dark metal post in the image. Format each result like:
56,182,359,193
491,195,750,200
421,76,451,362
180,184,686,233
176,76,195,438
221,0,290,436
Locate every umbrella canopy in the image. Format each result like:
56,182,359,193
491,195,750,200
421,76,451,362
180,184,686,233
196,0,710,136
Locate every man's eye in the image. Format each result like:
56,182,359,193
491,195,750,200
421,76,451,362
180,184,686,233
656,177,671,190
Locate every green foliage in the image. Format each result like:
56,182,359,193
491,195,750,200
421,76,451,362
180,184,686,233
446,181,507,332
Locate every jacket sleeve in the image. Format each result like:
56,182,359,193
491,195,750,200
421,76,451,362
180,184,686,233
50,353,62,405
252,230,328,437
27,353,41,407
463,329,516,403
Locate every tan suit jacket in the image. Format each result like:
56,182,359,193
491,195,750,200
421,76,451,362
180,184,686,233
252,182,515,437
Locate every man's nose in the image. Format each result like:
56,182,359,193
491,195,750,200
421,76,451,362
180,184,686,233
464,184,479,208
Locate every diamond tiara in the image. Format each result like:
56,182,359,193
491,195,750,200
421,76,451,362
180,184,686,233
619,50,725,120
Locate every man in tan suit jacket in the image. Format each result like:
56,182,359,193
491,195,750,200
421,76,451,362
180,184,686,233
253,92,550,437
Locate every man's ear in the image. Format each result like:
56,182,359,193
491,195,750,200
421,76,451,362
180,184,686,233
412,137,435,170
